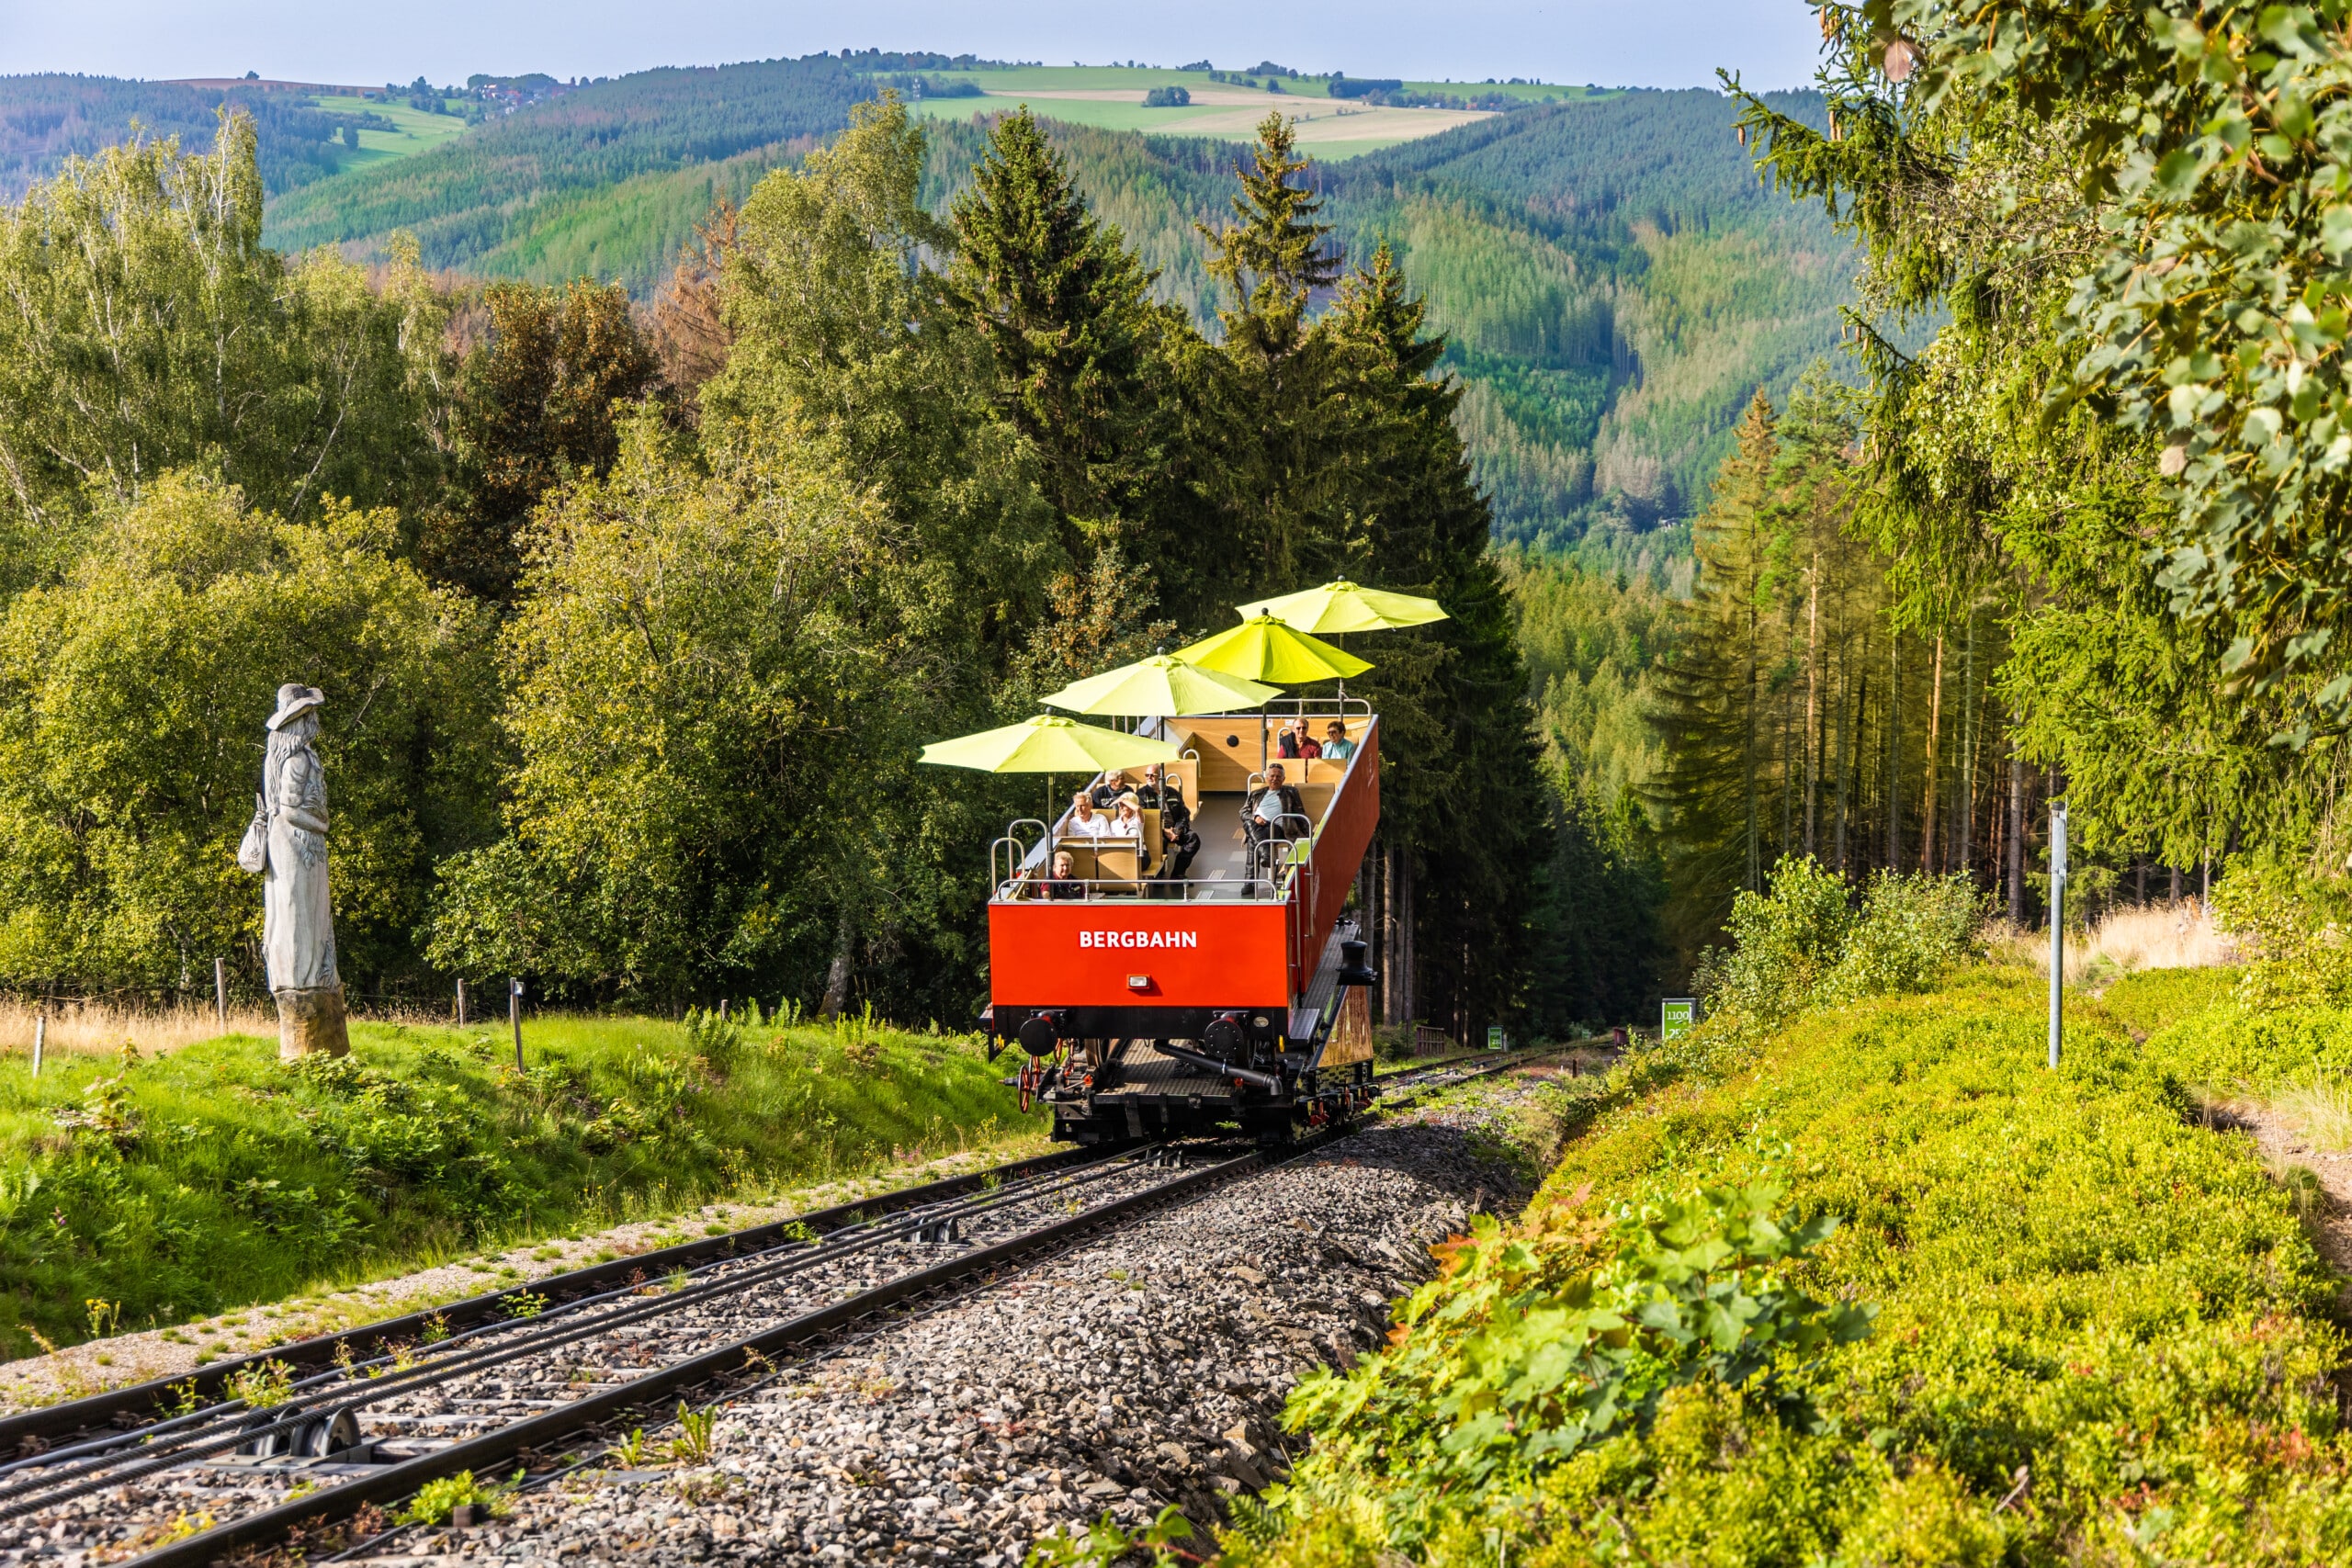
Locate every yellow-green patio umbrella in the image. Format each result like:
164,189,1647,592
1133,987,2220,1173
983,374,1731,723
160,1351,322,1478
1170,615,1372,684
1237,579,1449,635
921,713,1183,826
1042,656,1280,717
919,714,1182,773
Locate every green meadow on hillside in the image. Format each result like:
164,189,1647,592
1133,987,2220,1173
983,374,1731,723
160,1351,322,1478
307,94,471,169
1,1010,1034,1358
901,66,1598,156
907,90,1476,158
908,65,1591,102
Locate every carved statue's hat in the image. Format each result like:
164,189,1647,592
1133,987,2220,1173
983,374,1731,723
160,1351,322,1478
266,683,325,731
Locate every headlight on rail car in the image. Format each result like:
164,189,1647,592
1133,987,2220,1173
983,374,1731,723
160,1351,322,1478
1017,1010,1064,1057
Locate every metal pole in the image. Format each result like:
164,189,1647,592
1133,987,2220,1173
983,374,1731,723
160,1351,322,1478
2048,798,2068,1070
30,1012,42,1077
510,978,524,1070
213,957,227,1029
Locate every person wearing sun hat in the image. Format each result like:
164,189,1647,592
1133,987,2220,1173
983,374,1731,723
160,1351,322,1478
237,682,348,1058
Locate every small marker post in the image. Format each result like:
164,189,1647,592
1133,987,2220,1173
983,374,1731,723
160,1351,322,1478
30,1012,43,1078
2048,799,2068,1070
457,976,468,1028
510,977,525,1071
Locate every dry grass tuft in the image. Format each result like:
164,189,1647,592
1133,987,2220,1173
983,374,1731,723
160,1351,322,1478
1991,900,2236,981
2270,1078,2352,1154
0,998,277,1062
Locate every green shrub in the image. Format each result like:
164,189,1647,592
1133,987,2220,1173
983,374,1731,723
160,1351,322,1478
1695,856,1980,1036
1820,868,1980,1003
1694,855,1853,1032
398,1468,517,1526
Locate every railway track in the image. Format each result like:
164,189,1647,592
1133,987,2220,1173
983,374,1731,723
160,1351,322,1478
6,1045,1554,1568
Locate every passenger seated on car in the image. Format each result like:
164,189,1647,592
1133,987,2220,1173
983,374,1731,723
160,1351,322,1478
1042,850,1086,900
1275,718,1321,760
1250,763,1308,840
1135,764,1179,812
1319,721,1355,762
1110,793,1148,843
1141,765,1188,823
1066,791,1114,839
1088,775,1128,810
1153,801,1202,895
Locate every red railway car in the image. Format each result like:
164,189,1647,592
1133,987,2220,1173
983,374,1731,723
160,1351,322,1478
980,706,1381,1145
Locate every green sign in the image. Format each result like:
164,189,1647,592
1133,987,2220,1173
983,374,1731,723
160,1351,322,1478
1661,998,1697,1040
1487,1025,1505,1050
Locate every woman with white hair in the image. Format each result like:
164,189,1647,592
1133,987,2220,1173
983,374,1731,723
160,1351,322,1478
1111,792,1146,840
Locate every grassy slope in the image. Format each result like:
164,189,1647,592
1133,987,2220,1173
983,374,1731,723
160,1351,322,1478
906,66,1605,157
917,66,1598,103
306,95,470,172
1240,964,2352,1565
908,91,1490,160
3,1012,1035,1358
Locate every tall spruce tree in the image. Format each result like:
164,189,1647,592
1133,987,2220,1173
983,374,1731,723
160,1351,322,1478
1195,114,1357,599
1654,389,1779,942
1203,113,1340,363
947,108,1168,540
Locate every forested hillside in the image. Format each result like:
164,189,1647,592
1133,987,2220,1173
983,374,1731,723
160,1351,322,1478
257,73,1848,562
1,62,1849,570
261,56,868,276
0,74,388,196
1329,90,1849,548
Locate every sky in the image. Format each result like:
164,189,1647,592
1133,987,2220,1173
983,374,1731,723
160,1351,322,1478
0,0,1825,92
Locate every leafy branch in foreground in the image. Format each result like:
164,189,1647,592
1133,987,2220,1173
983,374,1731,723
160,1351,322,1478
1742,1,2352,738
1278,1168,1872,1548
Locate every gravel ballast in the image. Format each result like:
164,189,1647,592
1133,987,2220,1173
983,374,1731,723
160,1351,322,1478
379,1085,1550,1567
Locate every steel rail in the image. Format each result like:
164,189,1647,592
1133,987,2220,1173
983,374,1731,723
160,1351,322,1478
0,1146,1161,1514
115,1145,1283,1568
0,1144,1114,1453
311,1044,1558,1566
